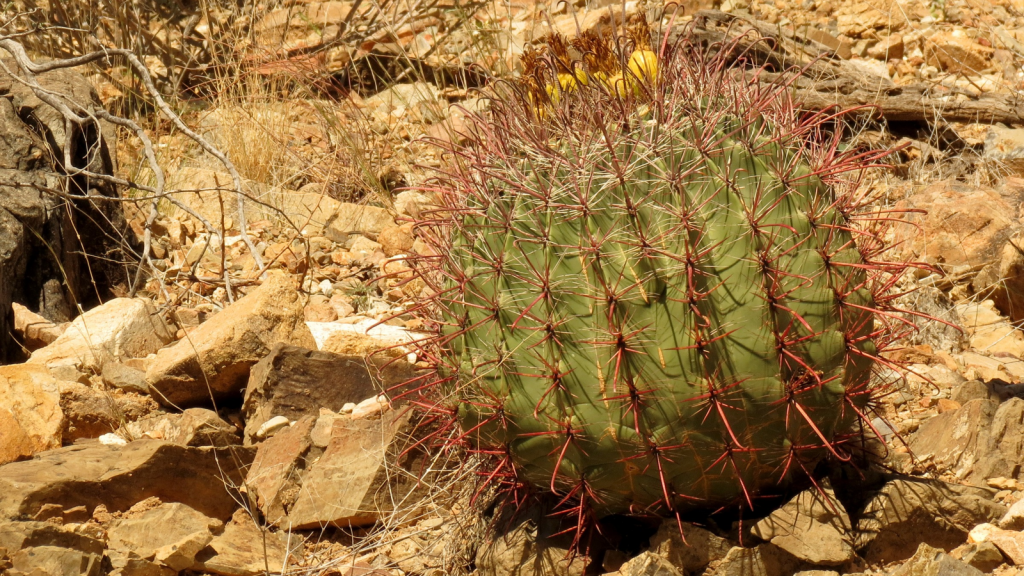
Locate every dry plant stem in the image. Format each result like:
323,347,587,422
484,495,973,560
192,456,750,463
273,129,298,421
0,37,267,297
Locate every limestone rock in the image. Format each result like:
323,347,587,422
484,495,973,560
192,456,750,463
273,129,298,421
892,543,983,576
647,519,732,573
107,502,221,566
0,364,62,465
969,523,1024,565
925,32,995,75
146,272,315,407
975,230,1024,324
29,298,173,373
854,478,1005,563
378,223,415,257
953,541,1006,572
194,509,299,576
0,440,253,521
100,362,148,394
985,126,1024,177
7,545,103,576
244,417,316,525
911,397,1024,485
834,0,922,38
308,318,423,357
0,520,105,557
956,301,1024,358
325,204,396,242
751,480,855,565
242,343,414,444
57,381,157,443
896,182,1017,272
618,551,683,576
153,529,213,571
12,303,63,351
708,544,802,576
125,408,239,447
475,512,587,576
105,550,176,576
285,411,418,529
999,498,1024,530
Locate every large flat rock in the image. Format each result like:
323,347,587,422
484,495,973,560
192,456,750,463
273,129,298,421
29,298,173,373
0,440,253,522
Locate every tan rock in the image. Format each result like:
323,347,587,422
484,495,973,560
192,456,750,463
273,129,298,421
108,502,221,565
751,480,856,565
617,551,683,576
0,409,34,465
244,417,315,525
647,519,731,573
709,544,801,576
194,509,299,575
242,343,412,443
0,440,253,522
146,272,315,407
58,381,158,443
286,411,417,529
897,182,1016,271
392,191,435,219
925,32,995,75
866,34,905,60
855,478,1006,563
303,301,337,322
8,545,103,576
969,523,1024,564
957,301,1024,358
976,230,1024,324
378,223,415,257
475,510,587,576
310,318,422,358
29,298,173,373
125,408,240,447
891,543,984,576
12,303,63,351
835,0,922,38
0,364,62,465
326,205,396,242
254,2,352,49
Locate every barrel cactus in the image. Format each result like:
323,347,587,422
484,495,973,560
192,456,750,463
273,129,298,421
405,13,915,534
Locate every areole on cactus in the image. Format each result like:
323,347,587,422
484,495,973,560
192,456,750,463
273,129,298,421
399,10,922,539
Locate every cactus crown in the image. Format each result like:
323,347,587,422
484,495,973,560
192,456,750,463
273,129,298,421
402,12,918,544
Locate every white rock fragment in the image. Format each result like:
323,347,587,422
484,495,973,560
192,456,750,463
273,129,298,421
256,415,290,439
351,395,389,420
99,433,128,446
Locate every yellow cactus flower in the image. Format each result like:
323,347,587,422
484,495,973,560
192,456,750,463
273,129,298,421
628,49,658,85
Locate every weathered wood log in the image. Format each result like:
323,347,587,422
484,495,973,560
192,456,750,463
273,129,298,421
685,10,1024,125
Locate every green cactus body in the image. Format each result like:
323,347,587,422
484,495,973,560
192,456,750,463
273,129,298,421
415,23,901,522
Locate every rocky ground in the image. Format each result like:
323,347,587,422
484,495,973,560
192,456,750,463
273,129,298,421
5,0,1024,574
